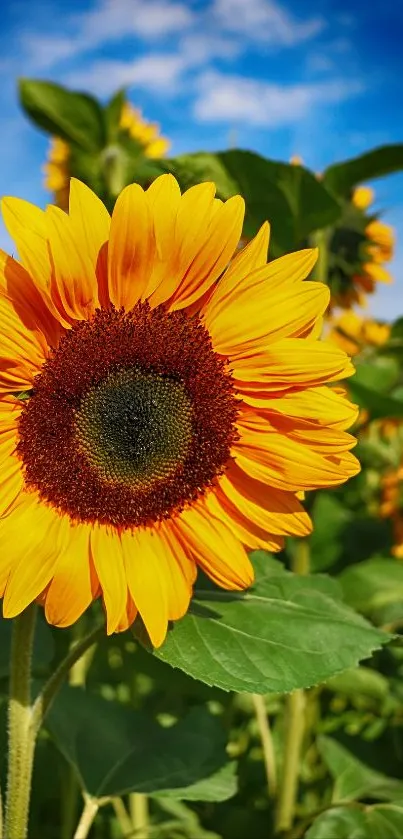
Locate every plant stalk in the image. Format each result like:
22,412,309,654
4,605,37,839
73,795,99,839
252,694,277,797
130,793,149,838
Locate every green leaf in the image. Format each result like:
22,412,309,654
347,379,403,420
18,79,105,151
307,804,403,839
166,150,341,255
104,88,126,142
353,357,401,395
0,612,54,680
323,145,403,196
46,686,235,800
339,558,403,616
318,736,403,803
149,555,388,694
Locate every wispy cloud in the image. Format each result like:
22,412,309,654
212,0,324,46
66,53,188,96
193,71,364,127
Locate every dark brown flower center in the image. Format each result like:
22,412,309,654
17,304,239,528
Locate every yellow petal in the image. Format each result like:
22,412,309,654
69,179,111,299
121,526,192,647
220,463,312,537
204,247,318,327
233,338,354,388
243,385,359,430
0,250,62,348
46,205,100,320
90,526,128,634
0,294,46,392
2,495,61,617
204,277,329,356
108,183,154,310
44,520,95,628
174,500,254,590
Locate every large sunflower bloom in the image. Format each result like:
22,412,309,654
0,176,359,646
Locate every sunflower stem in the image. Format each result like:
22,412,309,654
73,794,99,839
4,605,37,839
130,793,149,838
252,694,277,797
32,621,104,735
275,540,309,834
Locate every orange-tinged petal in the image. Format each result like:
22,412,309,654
174,500,254,590
206,488,285,551
44,520,95,628
244,385,359,430
233,338,354,388
68,179,110,298
168,194,245,311
2,495,62,617
221,463,312,537
144,174,181,299
1,197,51,291
0,250,62,349
235,411,360,491
90,526,128,634
148,181,217,307
204,278,329,356
108,183,154,310
46,205,100,320
206,245,316,320
0,294,46,392
115,593,138,633
121,526,192,646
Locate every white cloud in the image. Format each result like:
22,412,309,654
22,0,194,70
66,53,187,96
194,71,364,126
212,0,324,45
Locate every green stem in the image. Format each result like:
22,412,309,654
4,605,37,839
73,795,99,839
252,694,277,797
275,540,310,834
32,622,104,735
312,228,329,285
112,798,133,836
130,793,149,839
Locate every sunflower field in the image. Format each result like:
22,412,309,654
1,79,403,839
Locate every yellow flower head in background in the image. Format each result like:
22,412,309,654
380,464,403,559
0,175,359,645
326,310,390,356
43,100,170,208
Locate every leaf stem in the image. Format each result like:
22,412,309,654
4,605,37,839
252,694,277,797
113,798,133,836
73,795,99,839
32,621,104,734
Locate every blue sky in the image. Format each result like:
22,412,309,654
0,0,402,319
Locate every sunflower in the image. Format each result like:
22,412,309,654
43,101,170,209
326,310,390,356
328,185,394,309
0,175,359,646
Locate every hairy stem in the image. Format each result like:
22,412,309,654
4,605,37,839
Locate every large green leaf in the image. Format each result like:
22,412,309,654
166,150,341,255
149,555,388,694
18,79,105,151
307,803,403,839
46,686,235,800
317,736,403,803
339,558,403,616
323,145,403,196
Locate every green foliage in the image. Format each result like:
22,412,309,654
165,150,341,255
323,144,403,196
151,555,387,694
18,79,105,151
307,803,403,839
